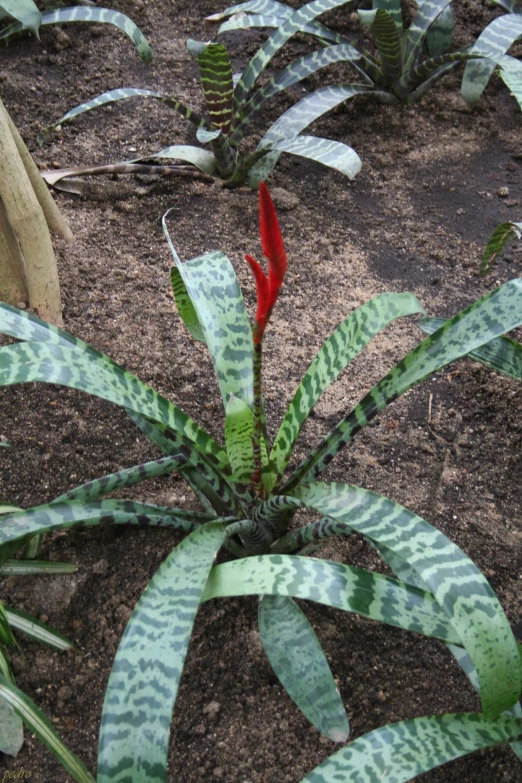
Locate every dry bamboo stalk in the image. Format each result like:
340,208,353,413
0,102,63,325
0,200,27,305
2,100,73,242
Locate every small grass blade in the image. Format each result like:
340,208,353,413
5,608,74,650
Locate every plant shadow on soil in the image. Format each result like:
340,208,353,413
0,1,522,781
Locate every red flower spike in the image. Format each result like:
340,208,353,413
245,183,288,343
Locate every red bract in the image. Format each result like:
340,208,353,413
245,182,287,344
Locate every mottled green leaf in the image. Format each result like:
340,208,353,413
418,317,522,379
98,521,231,783
0,695,23,757
300,712,522,782
284,279,522,489
0,7,152,63
285,482,521,717
259,595,349,742
163,220,254,409
497,54,522,110
427,5,454,57
225,396,255,484
461,15,522,106
0,676,95,782
202,554,461,643
270,292,425,479
170,267,205,342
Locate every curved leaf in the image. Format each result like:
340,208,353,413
461,15,522,106
284,279,522,489
0,676,95,782
403,0,452,72
202,554,461,643
258,595,349,742
300,712,522,782
0,7,152,63
0,0,40,36
98,521,231,783
287,482,521,717
163,221,254,409
267,135,362,179
217,12,350,45
418,317,522,379
148,145,217,175
270,292,425,479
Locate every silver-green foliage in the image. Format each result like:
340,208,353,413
1,210,522,779
210,0,522,124
43,2,365,189
0,4,152,63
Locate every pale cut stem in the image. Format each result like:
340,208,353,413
0,100,62,325
3,103,73,242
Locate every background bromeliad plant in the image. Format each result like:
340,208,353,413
1,186,522,780
39,2,373,191
205,0,522,180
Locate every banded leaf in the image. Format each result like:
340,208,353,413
202,555,461,643
5,608,74,651
358,8,403,83
230,44,381,147
225,395,255,484
0,500,209,545
206,0,295,20
461,15,522,106
98,520,232,783
372,0,402,33
44,88,209,137
427,5,454,57
258,595,349,742
283,279,522,489
197,43,234,133
53,455,187,504
232,0,356,115
286,482,521,716
0,0,40,36
266,135,363,180
300,712,522,782
216,13,351,46
419,317,522,379
402,0,453,72
396,50,481,101
0,676,95,783
497,54,522,110
0,7,153,63
270,292,425,479
163,218,254,409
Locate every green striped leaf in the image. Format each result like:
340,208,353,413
230,44,381,147
5,608,74,651
0,7,152,63
373,0,402,33
266,135,362,180
98,521,231,783
284,279,522,489
0,560,76,575
259,84,378,148
216,13,350,45
0,647,13,685
270,292,425,479
0,305,226,467
202,555,461,644
225,395,255,484
0,602,14,647
232,0,356,116
163,219,254,410
53,455,187,504
0,0,40,36
358,8,403,82
170,267,205,341
0,695,23,757
258,595,349,742
0,500,208,545
397,50,481,100
461,15,522,106
0,676,95,782
427,5,454,57
287,482,521,717
44,88,209,137
403,0,452,72
207,0,293,21
197,43,235,135
300,712,522,782
418,317,522,379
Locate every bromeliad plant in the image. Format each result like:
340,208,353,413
207,0,522,181
0,1,152,63
1,186,522,780
40,4,367,192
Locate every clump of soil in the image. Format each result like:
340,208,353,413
0,1,521,781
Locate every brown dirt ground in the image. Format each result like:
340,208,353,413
1,0,522,781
